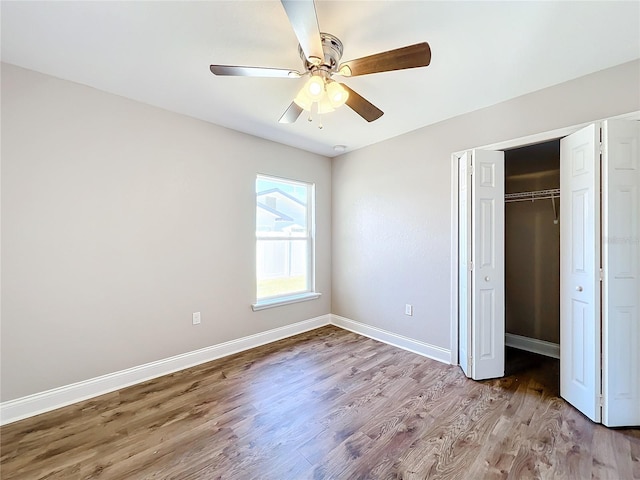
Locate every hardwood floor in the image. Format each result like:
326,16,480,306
1,325,638,479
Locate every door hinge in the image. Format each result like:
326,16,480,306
598,394,604,407
469,164,474,176
469,261,474,271
598,127,603,154
599,268,604,281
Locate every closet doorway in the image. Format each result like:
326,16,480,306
504,140,560,360
453,118,640,427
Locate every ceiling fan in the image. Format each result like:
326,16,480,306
209,0,431,125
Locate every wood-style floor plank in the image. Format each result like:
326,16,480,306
1,325,639,479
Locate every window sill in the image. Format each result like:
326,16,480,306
251,292,322,311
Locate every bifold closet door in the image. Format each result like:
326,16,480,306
602,119,640,427
470,149,505,380
560,124,601,423
458,149,504,380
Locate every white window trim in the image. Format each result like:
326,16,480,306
255,174,319,309
251,292,322,311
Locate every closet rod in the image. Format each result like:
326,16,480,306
505,188,560,203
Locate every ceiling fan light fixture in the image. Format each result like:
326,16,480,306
317,95,335,114
293,88,314,111
305,75,325,100
337,65,352,77
326,81,348,108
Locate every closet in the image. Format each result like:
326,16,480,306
455,119,640,427
504,140,560,359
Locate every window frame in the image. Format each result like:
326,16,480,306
252,174,321,311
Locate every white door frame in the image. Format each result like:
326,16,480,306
457,152,472,377
449,111,640,366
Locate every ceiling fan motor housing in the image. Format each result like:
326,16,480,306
299,33,343,73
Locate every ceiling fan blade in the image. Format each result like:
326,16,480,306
210,65,301,78
341,84,384,122
279,102,304,124
281,0,323,64
338,42,431,77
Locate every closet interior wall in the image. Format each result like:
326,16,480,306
504,140,561,345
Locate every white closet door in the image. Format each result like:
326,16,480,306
602,119,640,427
560,124,601,422
459,152,472,377
471,149,505,380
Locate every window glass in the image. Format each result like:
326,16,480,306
256,175,314,301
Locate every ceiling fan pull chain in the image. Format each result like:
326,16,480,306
308,101,318,123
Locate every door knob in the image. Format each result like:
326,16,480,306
576,286,583,292
484,276,490,282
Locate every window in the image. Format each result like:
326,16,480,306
252,175,320,310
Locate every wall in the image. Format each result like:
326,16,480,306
505,142,560,344
332,60,640,354
0,63,332,402
3,59,639,403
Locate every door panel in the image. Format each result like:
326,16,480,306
602,119,640,427
458,152,472,377
479,289,495,359
560,123,601,422
570,299,587,386
471,149,505,380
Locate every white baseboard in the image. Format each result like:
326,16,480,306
0,314,331,426
1,314,453,425
330,314,451,365
505,333,560,359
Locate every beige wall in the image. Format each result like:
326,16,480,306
332,60,640,351
3,59,639,403
0,64,332,401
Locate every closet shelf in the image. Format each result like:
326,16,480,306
505,188,560,203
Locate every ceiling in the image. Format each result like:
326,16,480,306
2,1,639,158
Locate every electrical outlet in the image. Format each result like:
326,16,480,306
405,304,413,316
192,312,201,325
